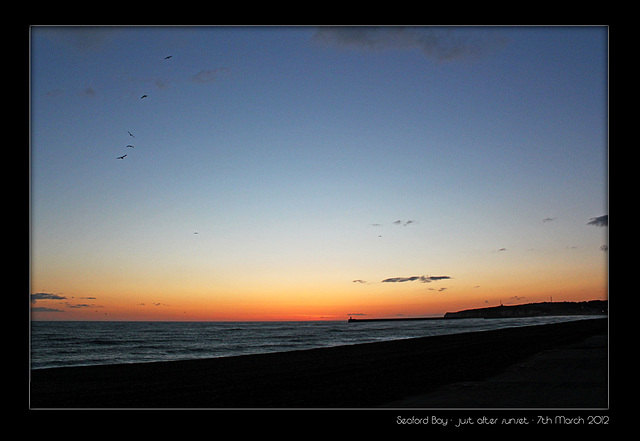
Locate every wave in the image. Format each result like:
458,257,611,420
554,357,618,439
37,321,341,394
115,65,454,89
31,316,603,369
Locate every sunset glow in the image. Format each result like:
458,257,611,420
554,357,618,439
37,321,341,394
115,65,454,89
30,26,608,321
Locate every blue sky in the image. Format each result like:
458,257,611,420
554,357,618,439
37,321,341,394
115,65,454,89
30,27,608,320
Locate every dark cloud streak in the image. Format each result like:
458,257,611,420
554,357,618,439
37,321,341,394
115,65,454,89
381,275,451,283
313,27,507,62
191,68,229,84
392,219,416,226
32,307,64,313
587,215,608,227
31,293,67,303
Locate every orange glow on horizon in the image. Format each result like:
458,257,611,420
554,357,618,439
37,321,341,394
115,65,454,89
31,247,607,321
31,276,607,322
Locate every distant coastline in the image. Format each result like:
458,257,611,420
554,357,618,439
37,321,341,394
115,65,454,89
444,300,607,319
348,300,607,322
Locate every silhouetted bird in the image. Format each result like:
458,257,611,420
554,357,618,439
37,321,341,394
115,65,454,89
126,145,134,148
164,55,172,59
140,95,147,99
127,131,135,138
116,154,127,160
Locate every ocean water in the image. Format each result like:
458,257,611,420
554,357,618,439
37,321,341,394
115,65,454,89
30,316,603,370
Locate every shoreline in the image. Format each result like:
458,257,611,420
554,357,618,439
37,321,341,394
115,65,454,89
30,318,607,408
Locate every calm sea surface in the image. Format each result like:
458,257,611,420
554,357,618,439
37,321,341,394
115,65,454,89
31,316,603,369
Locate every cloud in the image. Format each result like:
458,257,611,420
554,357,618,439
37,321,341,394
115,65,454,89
313,27,506,62
348,313,368,316
46,87,99,98
81,87,96,97
44,27,120,53
32,307,64,313
31,292,67,303
371,220,416,227
587,215,608,227
381,275,451,283
155,79,169,90
44,89,64,98
427,276,450,281
191,68,229,84
382,276,422,283
392,219,416,226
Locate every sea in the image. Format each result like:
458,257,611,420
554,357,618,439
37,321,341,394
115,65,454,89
30,316,605,370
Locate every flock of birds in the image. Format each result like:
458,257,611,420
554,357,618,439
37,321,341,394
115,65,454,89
114,54,199,237
116,55,172,160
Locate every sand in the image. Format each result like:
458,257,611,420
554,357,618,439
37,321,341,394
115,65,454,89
29,318,607,408
382,334,608,407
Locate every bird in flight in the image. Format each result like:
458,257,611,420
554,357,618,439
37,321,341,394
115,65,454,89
140,95,148,99
117,154,127,160
164,55,172,59
127,131,135,138
193,232,199,235
126,145,134,148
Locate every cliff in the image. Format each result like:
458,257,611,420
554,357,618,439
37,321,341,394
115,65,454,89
444,300,607,319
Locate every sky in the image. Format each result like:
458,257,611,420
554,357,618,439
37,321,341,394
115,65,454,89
30,26,608,321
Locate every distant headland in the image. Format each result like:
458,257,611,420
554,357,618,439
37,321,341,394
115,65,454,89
348,300,607,322
443,300,607,319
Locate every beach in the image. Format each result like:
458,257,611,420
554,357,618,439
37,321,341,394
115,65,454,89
30,318,607,408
